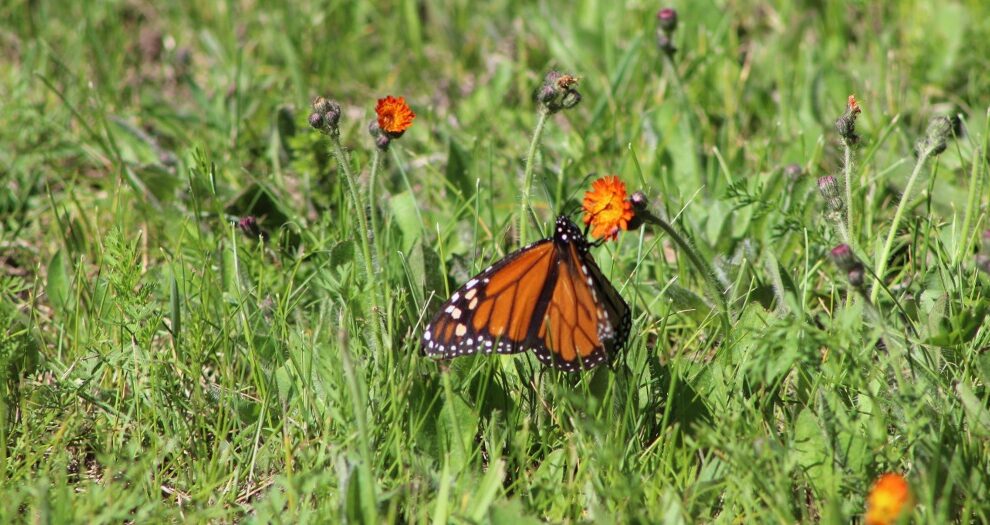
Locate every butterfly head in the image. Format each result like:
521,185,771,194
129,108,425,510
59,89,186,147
554,216,589,253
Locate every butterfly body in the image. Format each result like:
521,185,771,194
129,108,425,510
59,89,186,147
422,216,631,371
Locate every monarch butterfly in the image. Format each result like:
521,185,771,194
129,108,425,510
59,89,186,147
422,216,631,371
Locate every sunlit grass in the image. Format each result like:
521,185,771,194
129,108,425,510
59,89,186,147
2,1,989,523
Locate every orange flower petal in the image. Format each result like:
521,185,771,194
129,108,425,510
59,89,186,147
582,176,633,242
376,96,415,136
865,473,911,525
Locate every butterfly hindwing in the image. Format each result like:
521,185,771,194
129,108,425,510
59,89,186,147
528,220,631,371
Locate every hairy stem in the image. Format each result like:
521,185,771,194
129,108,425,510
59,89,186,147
842,138,855,243
520,107,550,245
640,207,731,333
871,147,934,303
329,135,385,350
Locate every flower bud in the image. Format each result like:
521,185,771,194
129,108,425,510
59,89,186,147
817,175,844,213
626,191,649,231
656,8,678,33
829,244,866,288
829,244,858,272
917,116,953,156
308,112,324,130
313,96,333,115
310,96,342,134
238,215,265,240
375,134,392,150
784,163,802,178
835,95,862,144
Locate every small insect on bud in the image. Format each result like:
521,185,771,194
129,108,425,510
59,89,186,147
538,70,581,114
313,96,333,115
817,175,845,213
656,8,678,33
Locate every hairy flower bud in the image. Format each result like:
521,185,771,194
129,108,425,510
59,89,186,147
829,244,865,288
308,112,323,130
817,175,845,213
835,95,862,144
656,8,678,33
917,116,954,156
784,163,803,178
310,96,342,134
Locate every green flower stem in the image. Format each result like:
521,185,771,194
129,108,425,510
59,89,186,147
520,106,550,244
329,135,384,350
368,147,383,270
870,146,935,303
639,207,731,334
842,138,855,243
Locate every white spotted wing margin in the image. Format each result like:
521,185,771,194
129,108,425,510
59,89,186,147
420,216,631,372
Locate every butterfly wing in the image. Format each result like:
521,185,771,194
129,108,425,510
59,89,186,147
528,241,631,371
422,240,558,358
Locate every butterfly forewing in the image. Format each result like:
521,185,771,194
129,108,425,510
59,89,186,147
422,239,555,359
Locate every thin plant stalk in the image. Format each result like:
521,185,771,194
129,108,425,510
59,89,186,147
638,207,731,333
368,147,383,270
842,138,855,243
329,136,385,350
870,147,936,303
520,107,550,244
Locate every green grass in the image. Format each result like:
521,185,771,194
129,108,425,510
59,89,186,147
3,0,990,522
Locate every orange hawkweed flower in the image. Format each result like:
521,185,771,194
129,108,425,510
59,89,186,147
865,473,912,525
582,176,633,241
375,96,415,137
848,94,861,114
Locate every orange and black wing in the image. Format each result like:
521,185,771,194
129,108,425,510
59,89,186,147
422,216,631,372
422,238,557,358
528,219,631,371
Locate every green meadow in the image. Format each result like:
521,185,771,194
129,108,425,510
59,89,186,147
3,0,990,522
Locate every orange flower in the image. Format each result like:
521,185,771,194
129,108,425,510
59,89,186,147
582,176,633,241
865,473,912,525
375,96,415,137
848,94,861,114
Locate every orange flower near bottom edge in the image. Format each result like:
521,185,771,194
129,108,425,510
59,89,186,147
375,95,415,137
582,175,633,242
865,473,912,525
